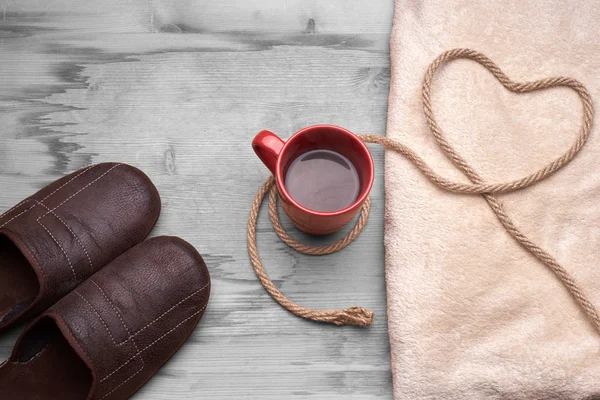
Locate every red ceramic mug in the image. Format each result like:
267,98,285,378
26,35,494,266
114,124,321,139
252,125,374,235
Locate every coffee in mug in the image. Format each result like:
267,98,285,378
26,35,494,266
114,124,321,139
284,149,360,212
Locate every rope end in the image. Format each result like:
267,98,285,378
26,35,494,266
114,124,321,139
333,307,374,326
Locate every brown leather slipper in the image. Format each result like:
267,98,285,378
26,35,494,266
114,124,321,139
0,236,210,400
0,163,161,333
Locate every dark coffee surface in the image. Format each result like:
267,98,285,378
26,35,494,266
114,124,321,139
284,149,360,212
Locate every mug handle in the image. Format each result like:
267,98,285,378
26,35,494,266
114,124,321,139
252,130,285,175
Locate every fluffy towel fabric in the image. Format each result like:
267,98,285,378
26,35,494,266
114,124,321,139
385,1,600,398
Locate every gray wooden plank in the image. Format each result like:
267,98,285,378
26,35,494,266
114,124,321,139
0,1,394,398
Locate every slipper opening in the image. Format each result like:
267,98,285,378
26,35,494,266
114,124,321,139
0,233,39,326
0,317,93,399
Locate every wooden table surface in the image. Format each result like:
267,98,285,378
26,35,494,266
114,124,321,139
0,1,393,398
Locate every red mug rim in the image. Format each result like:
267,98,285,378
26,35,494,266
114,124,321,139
275,124,375,217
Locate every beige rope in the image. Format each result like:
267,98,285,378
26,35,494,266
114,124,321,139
248,48,597,330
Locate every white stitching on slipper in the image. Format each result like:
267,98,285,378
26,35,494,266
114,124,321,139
99,304,207,384
118,282,210,345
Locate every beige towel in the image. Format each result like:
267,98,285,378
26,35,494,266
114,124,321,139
385,1,600,398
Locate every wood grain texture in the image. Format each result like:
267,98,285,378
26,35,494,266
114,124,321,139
0,1,393,398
